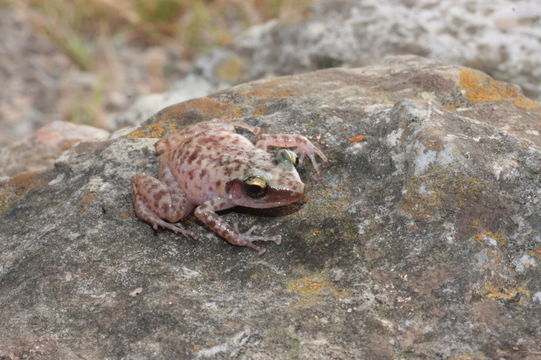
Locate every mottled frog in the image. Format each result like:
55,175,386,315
131,120,329,255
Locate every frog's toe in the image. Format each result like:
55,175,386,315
152,220,196,240
264,235,281,245
254,247,267,256
234,228,281,255
172,225,199,240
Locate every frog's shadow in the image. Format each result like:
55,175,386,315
226,201,304,218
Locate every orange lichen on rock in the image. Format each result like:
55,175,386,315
78,191,98,213
253,105,270,116
348,135,365,143
528,248,541,260
125,98,245,139
255,78,290,87
451,177,485,207
442,103,462,111
119,210,133,218
0,172,53,214
287,274,349,298
480,280,531,301
459,68,540,110
241,88,300,99
126,122,166,139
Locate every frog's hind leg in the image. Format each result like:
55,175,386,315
131,172,196,239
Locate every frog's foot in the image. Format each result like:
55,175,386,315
255,134,330,180
170,222,200,240
150,217,198,240
136,203,197,239
295,145,331,180
234,224,282,256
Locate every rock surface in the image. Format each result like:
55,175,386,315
1,56,541,359
198,0,541,100
0,121,110,178
114,0,541,130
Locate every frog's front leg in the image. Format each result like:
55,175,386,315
131,164,196,238
194,198,281,256
256,134,330,179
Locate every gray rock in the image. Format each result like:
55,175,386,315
1,56,540,359
0,121,110,178
112,0,541,133
199,0,541,100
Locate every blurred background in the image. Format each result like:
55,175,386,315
0,0,315,149
1,0,540,176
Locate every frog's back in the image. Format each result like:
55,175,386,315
167,129,259,204
155,120,244,154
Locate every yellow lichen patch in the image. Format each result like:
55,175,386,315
396,171,446,220
451,177,485,207
241,88,301,99
125,122,166,139
459,68,540,110
310,229,322,238
528,248,541,260
473,231,507,247
125,98,245,139
299,183,351,222
480,280,531,302
0,172,53,214
287,274,349,298
253,105,270,116
397,170,489,220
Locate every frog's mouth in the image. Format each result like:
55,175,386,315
225,179,303,208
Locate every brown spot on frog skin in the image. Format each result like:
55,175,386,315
154,190,166,202
161,202,169,213
187,152,197,164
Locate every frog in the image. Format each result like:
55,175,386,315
130,119,329,255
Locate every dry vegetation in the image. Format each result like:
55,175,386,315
1,0,314,130
9,0,315,70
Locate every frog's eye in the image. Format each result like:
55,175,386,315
243,176,268,198
275,149,298,166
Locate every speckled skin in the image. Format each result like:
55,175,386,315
131,120,329,255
